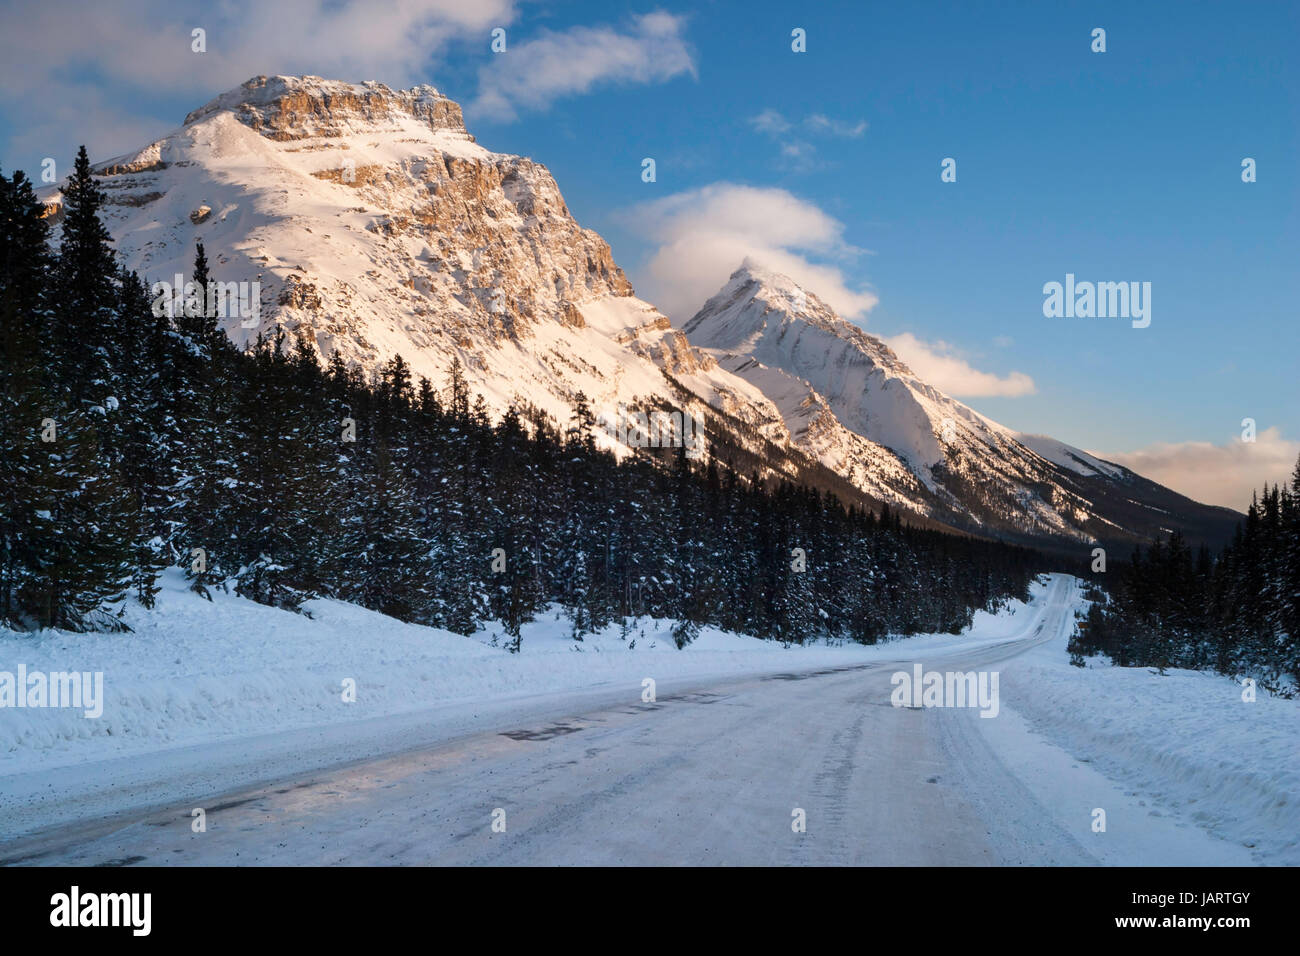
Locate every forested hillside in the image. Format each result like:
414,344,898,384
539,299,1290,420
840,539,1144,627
1,150,1039,646
1072,469,1300,691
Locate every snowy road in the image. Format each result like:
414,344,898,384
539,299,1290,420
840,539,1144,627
0,576,1255,866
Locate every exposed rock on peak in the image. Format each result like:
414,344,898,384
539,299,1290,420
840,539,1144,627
183,75,472,143
42,75,772,475
37,79,1238,552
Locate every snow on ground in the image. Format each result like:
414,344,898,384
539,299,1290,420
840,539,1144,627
2,572,1295,867
0,568,1030,777
990,577,1300,865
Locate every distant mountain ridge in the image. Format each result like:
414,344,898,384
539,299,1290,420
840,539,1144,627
39,74,1239,551
682,264,1240,550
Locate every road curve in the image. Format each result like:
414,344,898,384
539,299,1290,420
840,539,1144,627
1,577,1126,866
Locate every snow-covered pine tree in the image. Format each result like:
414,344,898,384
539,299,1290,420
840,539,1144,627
111,268,171,608
52,147,119,410
338,433,433,621
29,406,135,630
166,243,238,597
0,168,56,627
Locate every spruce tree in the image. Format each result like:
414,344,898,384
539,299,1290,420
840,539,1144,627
0,169,56,626
53,146,119,407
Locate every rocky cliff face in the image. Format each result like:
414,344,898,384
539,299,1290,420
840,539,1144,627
157,75,631,354
181,75,471,141
38,75,765,445
36,75,1239,549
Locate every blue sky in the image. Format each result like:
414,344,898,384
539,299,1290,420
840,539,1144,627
1,0,1295,508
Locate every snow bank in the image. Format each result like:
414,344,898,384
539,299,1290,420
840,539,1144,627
997,579,1300,865
0,569,1037,776
5,572,1293,868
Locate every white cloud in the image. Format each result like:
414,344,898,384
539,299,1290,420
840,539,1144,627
778,141,820,172
622,183,877,322
749,109,792,135
804,114,867,138
748,110,866,139
469,12,695,121
623,183,1038,400
883,333,1037,398
746,109,866,170
2,3,694,170
0,0,509,91
1103,427,1300,511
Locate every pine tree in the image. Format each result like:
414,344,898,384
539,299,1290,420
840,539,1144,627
335,435,432,620
8,155,136,630
52,146,119,408
27,408,135,630
167,243,237,595
0,168,56,626
1281,455,1300,680
178,240,220,349
112,269,170,607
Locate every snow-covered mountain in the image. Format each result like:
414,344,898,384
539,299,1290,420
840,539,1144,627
40,75,790,456
682,264,1239,548
41,74,1238,550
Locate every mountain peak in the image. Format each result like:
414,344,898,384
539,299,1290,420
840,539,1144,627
687,262,897,371
183,74,471,143
728,258,791,284
71,72,655,433
687,262,817,340
61,78,1238,554
722,259,810,304
680,262,1237,547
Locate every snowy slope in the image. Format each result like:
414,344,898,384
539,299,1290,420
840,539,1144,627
36,75,1239,546
990,580,1300,865
3,573,1292,865
682,264,1238,545
38,75,791,463
0,567,1026,776
1013,433,1125,480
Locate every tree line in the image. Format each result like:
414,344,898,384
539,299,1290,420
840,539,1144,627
1,148,1040,646
1071,462,1300,692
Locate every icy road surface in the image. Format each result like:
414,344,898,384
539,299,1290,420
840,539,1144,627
0,576,1259,865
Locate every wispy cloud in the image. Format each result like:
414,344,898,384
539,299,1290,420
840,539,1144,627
882,333,1036,398
804,114,867,138
1103,427,1299,511
747,108,867,171
469,12,695,122
748,109,867,139
750,109,792,136
778,141,819,170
